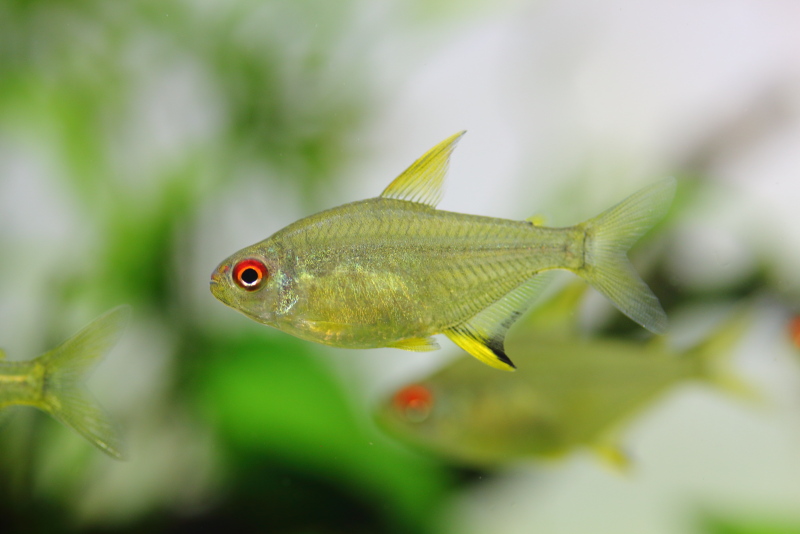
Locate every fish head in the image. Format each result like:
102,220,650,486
210,244,286,326
375,380,471,457
376,363,567,465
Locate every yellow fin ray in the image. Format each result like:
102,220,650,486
380,131,465,208
388,336,440,352
445,327,515,371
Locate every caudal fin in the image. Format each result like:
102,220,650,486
577,178,676,334
39,306,130,460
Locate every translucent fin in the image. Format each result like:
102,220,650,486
388,336,440,352
39,306,130,460
520,281,588,337
380,131,465,208
577,178,676,334
445,272,555,371
691,307,759,401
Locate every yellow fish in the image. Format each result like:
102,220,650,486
0,307,129,459
375,286,752,467
211,132,675,370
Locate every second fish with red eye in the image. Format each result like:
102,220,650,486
210,132,675,371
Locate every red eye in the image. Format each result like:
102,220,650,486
393,384,433,423
232,259,268,290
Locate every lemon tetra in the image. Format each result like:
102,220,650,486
211,132,674,370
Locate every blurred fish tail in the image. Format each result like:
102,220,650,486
39,306,130,460
576,178,676,334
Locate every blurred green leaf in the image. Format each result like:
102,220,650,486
703,515,800,534
188,331,450,532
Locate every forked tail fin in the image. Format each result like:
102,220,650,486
38,306,130,460
577,178,676,334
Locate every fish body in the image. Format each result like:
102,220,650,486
211,132,675,370
0,307,129,459
0,359,46,409
242,198,581,348
376,288,751,466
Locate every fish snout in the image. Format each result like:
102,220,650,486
210,264,230,288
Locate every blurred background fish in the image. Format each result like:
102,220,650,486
375,285,753,468
0,307,129,460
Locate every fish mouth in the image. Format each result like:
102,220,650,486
210,264,228,286
209,271,223,296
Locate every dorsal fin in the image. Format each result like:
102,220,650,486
445,272,555,371
380,131,465,208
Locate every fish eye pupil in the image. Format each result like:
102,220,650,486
232,259,268,290
240,268,259,285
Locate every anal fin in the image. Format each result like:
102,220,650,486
446,326,516,371
445,272,556,371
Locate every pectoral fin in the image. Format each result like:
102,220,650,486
445,272,555,371
380,131,465,208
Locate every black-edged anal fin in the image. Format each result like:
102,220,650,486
444,272,555,371
446,324,516,371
